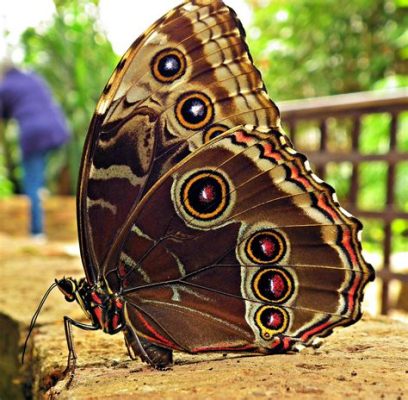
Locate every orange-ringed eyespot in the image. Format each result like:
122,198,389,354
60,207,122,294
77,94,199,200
255,306,289,338
176,91,214,130
151,48,186,83
252,268,294,303
246,230,286,264
203,124,229,143
181,170,228,220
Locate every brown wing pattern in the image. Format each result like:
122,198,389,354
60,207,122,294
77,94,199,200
105,126,374,353
78,0,279,282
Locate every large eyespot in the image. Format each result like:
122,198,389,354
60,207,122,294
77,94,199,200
252,268,294,303
151,48,186,83
246,230,286,265
255,305,289,339
175,91,214,130
172,168,236,230
203,124,229,143
181,170,229,220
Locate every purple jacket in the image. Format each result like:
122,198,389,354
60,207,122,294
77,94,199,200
0,68,70,158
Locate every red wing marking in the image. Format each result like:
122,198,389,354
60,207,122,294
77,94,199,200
262,142,282,162
134,309,178,349
341,228,358,266
235,130,254,144
289,164,313,189
347,275,361,311
300,320,332,342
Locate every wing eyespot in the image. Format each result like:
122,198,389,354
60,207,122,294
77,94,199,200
245,230,287,265
175,91,214,130
252,268,294,303
255,306,289,339
181,170,229,220
151,48,186,83
203,124,230,143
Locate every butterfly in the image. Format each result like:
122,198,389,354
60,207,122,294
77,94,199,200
51,0,374,379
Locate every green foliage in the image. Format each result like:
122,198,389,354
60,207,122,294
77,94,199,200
0,121,22,197
397,111,408,151
359,113,391,154
0,164,13,198
392,219,408,253
360,219,385,253
0,123,12,198
361,218,408,254
325,162,352,200
286,111,408,255
358,161,388,210
292,111,408,253
248,0,408,100
20,0,119,193
396,161,408,211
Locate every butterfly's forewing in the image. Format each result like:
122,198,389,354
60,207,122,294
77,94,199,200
106,126,374,353
78,0,279,282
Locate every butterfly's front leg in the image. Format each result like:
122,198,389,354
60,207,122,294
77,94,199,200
63,316,99,387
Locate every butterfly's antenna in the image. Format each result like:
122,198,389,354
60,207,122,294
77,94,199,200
21,282,58,364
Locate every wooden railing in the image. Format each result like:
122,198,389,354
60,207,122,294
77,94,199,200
279,88,408,314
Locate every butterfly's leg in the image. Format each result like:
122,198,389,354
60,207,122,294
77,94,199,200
123,325,152,363
63,316,98,387
124,326,173,370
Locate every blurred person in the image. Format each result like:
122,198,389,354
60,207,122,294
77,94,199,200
0,58,70,240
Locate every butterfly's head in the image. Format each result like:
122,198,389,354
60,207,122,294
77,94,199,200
56,277,95,322
55,277,81,302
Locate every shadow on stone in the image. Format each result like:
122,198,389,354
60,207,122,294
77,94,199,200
0,313,27,400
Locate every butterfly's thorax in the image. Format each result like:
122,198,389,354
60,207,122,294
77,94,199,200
56,278,125,334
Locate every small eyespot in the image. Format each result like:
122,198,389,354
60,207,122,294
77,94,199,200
246,230,286,265
252,268,294,303
181,170,229,220
175,91,214,130
151,48,186,83
203,124,229,143
255,306,289,339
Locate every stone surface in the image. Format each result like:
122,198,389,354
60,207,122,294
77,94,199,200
38,317,408,400
0,230,407,400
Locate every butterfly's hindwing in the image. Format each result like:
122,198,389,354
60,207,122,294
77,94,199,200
103,126,373,353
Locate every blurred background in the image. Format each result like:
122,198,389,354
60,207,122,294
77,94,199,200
0,0,407,316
